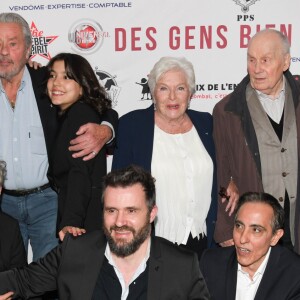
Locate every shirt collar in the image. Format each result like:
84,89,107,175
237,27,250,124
0,67,27,93
105,238,151,269
237,247,271,280
255,76,286,101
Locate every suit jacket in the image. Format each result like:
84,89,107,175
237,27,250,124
52,101,107,233
112,105,217,248
0,212,27,272
200,245,300,300
0,231,210,300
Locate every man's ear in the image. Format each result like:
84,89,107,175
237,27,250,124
270,229,284,246
283,53,291,72
149,205,158,223
25,45,32,60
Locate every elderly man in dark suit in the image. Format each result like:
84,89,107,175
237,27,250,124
0,160,26,272
0,165,210,300
213,29,300,252
200,192,300,300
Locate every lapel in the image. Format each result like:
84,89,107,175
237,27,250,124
188,110,213,155
225,76,262,176
140,105,155,171
225,249,238,300
76,239,106,299
254,247,279,300
147,238,163,299
246,86,280,143
282,82,296,145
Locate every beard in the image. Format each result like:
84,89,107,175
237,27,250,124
103,215,151,258
0,55,27,80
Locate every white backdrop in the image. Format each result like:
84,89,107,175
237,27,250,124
2,0,299,115
1,0,299,261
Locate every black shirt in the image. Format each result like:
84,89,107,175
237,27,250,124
91,257,148,300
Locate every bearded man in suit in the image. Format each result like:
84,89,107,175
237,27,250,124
0,165,210,300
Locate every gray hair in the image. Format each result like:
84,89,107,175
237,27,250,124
148,56,196,97
0,161,7,187
250,29,290,55
0,13,32,49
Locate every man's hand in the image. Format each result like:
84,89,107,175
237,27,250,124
222,180,239,216
27,59,42,69
219,239,234,247
69,123,112,161
0,292,14,300
59,226,86,241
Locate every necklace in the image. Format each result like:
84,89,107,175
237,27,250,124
10,100,15,109
3,80,21,110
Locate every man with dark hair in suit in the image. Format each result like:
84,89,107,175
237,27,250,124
0,165,210,300
200,192,300,300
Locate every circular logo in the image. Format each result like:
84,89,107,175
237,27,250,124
68,19,105,54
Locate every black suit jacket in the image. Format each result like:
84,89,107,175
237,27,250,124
0,212,27,272
0,231,210,300
200,245,300,300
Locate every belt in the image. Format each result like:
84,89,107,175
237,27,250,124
3,183,51,197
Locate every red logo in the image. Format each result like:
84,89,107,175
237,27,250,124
68,19,109,54
30,22,58,60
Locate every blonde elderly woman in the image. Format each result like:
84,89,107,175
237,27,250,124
0,161,26,273
112,56,217,258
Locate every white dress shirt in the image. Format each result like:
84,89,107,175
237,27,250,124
256,77,285,124
236,247,271,300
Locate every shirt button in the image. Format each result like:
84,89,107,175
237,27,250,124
279,197,284,202
282,172,288,177
281,148,286,153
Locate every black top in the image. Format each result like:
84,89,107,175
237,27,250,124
52,101,107,233
92,257,148,300
267,109,284,141
0,211,27,271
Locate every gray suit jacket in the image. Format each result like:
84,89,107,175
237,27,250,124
0,231,210,299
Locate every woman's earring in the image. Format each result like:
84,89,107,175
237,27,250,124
153,101,156,111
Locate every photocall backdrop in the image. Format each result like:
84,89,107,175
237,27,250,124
1,0,299,260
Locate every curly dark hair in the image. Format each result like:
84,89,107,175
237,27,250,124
47,53,111,114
